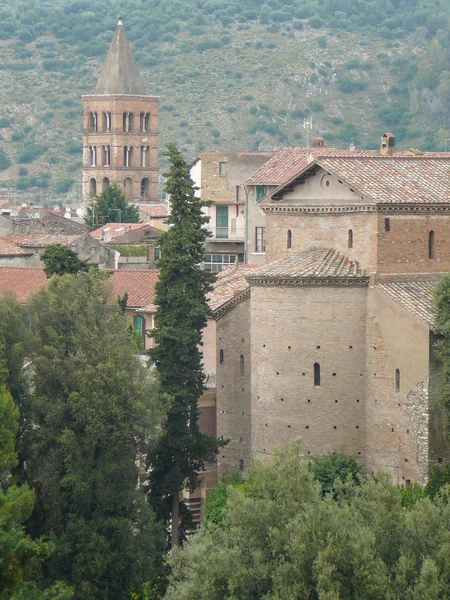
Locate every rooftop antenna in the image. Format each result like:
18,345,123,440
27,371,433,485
303,117,313,148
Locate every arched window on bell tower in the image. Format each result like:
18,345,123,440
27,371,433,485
90,145,97,166
89,112,98,132
124,177,133,198
141,177,150,198
89,178,97,197
103,111,111,132
102,145,110,167
124,146,133,167
123,112,129,132
140,112,151,132
141,145,150,167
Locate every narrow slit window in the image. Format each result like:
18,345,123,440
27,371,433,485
314,363,321,387
287,229,292,249
348,229,353,249
240,355,244,376
429,230,435,259
395,369,400,393
219,349,224,364
385,217,390,232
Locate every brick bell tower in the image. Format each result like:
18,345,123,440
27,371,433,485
82,16,159,205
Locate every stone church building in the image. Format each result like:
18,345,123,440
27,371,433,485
213,137,450,486
82,18,159,204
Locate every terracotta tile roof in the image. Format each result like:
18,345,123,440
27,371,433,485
377,280,436,327
138,203,169,218
246,147,382,186
0,267,47,302
208,265,260,312
315,156,450,204
0,267,159,310
0,239,32,256
246,247,367,280
90,223,146,240
7,235,82,248
247,148,311,186
109,270,159,311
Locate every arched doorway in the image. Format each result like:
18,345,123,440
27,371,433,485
141,177,150,198
89,178,97,197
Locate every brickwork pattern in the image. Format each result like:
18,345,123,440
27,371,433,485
82,95,159,203
250,286,367,462
216,299,251,476
265,212,378,273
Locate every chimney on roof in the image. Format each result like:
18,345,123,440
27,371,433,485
381,132,395,156
312,137,325,148
349,137,356,151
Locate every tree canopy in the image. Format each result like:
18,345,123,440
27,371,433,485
146,144,223,547
41,244,90,278
0,381,73,600
85,184,140,227
165,441,450,599
22,270,165,599
433,272,450,441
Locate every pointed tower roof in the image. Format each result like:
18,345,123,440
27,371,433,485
95,17,147,95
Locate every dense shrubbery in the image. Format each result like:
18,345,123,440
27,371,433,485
166,442,450,599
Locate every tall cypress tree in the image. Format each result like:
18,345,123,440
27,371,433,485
147,144,223,547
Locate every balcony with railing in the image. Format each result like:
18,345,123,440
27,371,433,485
207,226,245,241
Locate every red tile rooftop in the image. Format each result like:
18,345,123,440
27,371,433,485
90,223,147,240
0,239,32,256
246,247,367,279
138,203,169,218
109,269,159,311
208,264,260,312
0,267,47,302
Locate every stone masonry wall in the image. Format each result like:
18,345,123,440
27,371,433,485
216,298,251,476
250,285,367,462
365,288,431,484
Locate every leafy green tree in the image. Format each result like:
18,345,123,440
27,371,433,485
24,270,165,599
309,451,362,497
164,441,450,599
41,244,90,278
0,381,73,600
433,272,450,441
85,183,140,227
146,144,223,547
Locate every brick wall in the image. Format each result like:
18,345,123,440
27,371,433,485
377,214,450,277
365,288,438,485
216,298,251,476
250,285,367,462
82,95,159,202
265,211,378,273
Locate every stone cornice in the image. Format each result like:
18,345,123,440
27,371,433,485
263,203,450,216
247,276,370,288
213,288,250,321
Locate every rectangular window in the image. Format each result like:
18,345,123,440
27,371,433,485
219,161,228,176
203,254,236,272
154,246,161,260
215,205,229,239
255,185,268,203
134,315,145,335
255,227,266,253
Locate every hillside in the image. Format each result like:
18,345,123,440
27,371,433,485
0,0,448,201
